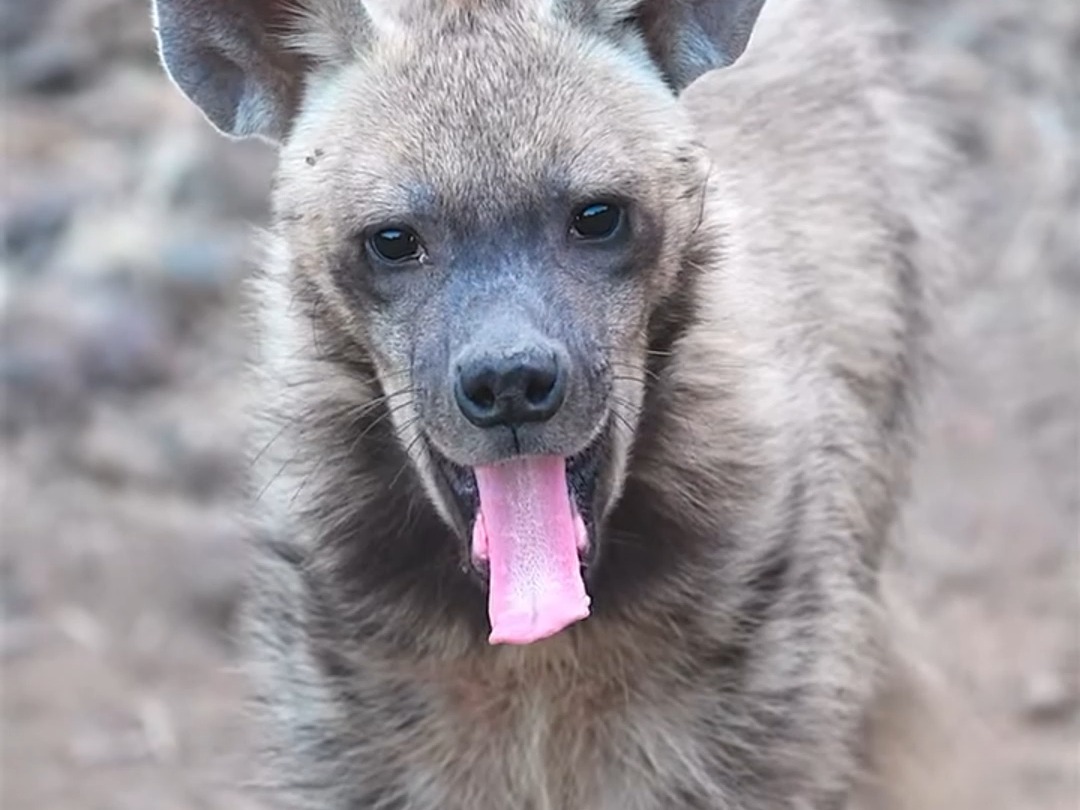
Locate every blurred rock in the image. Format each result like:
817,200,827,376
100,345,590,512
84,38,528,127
4,38,97,95
1021,669,1080,724
157,423,242,502
68,411,174,489
0,557,35,621
141,130,275,222
77,287,174,388
156,230,250,307
160,239,237,290
0,280,175,432
0,617,47,662
3,0,158,97
69,718,154,767
64,406,240,501
0,0,56,52
0,333,88,431
1,188,77,271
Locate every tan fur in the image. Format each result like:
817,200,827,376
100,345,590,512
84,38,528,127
153,0,962,807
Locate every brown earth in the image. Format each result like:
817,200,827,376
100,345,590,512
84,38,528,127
1,1,1077,808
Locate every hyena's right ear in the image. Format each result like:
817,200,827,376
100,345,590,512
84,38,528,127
152,0,382,144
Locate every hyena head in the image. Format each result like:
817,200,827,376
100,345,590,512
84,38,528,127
154,0,765,644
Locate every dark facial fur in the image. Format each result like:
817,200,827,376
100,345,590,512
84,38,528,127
153,0,961,807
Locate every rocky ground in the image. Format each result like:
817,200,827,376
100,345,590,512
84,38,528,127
1,1,1077,808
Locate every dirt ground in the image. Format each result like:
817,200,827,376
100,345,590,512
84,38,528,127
1,1,1077,808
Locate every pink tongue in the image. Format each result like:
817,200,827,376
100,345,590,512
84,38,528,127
472,456,590,645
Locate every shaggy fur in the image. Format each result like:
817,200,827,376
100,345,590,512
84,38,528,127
152,0,960,807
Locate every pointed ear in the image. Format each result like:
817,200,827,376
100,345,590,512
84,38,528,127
563,0,767,92
638,0,766,89
151,0,377,143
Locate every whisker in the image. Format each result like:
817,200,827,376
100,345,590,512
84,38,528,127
609,412,637,442
289,412,423,508
609,364,659,383
269,365,412,389
288,458,322,506
257,387,418,505
255,454,295,503
253,384,417,468
345,399,417,457
606,397,640,440
249,419,294,469
599,344,673,360
387,432,428,494
348,367,412,388
609,391,642,410
337,387,415,424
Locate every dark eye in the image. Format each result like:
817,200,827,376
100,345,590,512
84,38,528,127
368,227,424,263
571,202,624,241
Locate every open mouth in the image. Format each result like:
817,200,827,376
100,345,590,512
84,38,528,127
429,427,607,646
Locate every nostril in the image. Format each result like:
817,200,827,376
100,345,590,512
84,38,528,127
521,355,565,422
467,380,496,411
525,368,557,406
457,368,498,423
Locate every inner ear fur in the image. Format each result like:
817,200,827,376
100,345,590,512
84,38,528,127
562,0,767,91
152,0,373,143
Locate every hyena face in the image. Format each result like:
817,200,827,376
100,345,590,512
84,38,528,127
155,0,764,644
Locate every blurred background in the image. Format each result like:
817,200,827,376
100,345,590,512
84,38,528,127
0,0,1077,808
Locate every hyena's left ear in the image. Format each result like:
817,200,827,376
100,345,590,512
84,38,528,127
563,0,766,91
152,0,381,143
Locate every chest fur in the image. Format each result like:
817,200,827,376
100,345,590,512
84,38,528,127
361,656,722,810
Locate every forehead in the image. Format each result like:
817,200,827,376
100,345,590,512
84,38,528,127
285,11,680,227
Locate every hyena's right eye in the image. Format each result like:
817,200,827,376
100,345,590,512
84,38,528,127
368,227,425,265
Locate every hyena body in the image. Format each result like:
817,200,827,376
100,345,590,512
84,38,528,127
154,0,956,807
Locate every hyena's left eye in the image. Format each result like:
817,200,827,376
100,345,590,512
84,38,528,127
368,227,425,264
570,202,624,241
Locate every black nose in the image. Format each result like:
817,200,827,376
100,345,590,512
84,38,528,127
455,349,567,428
